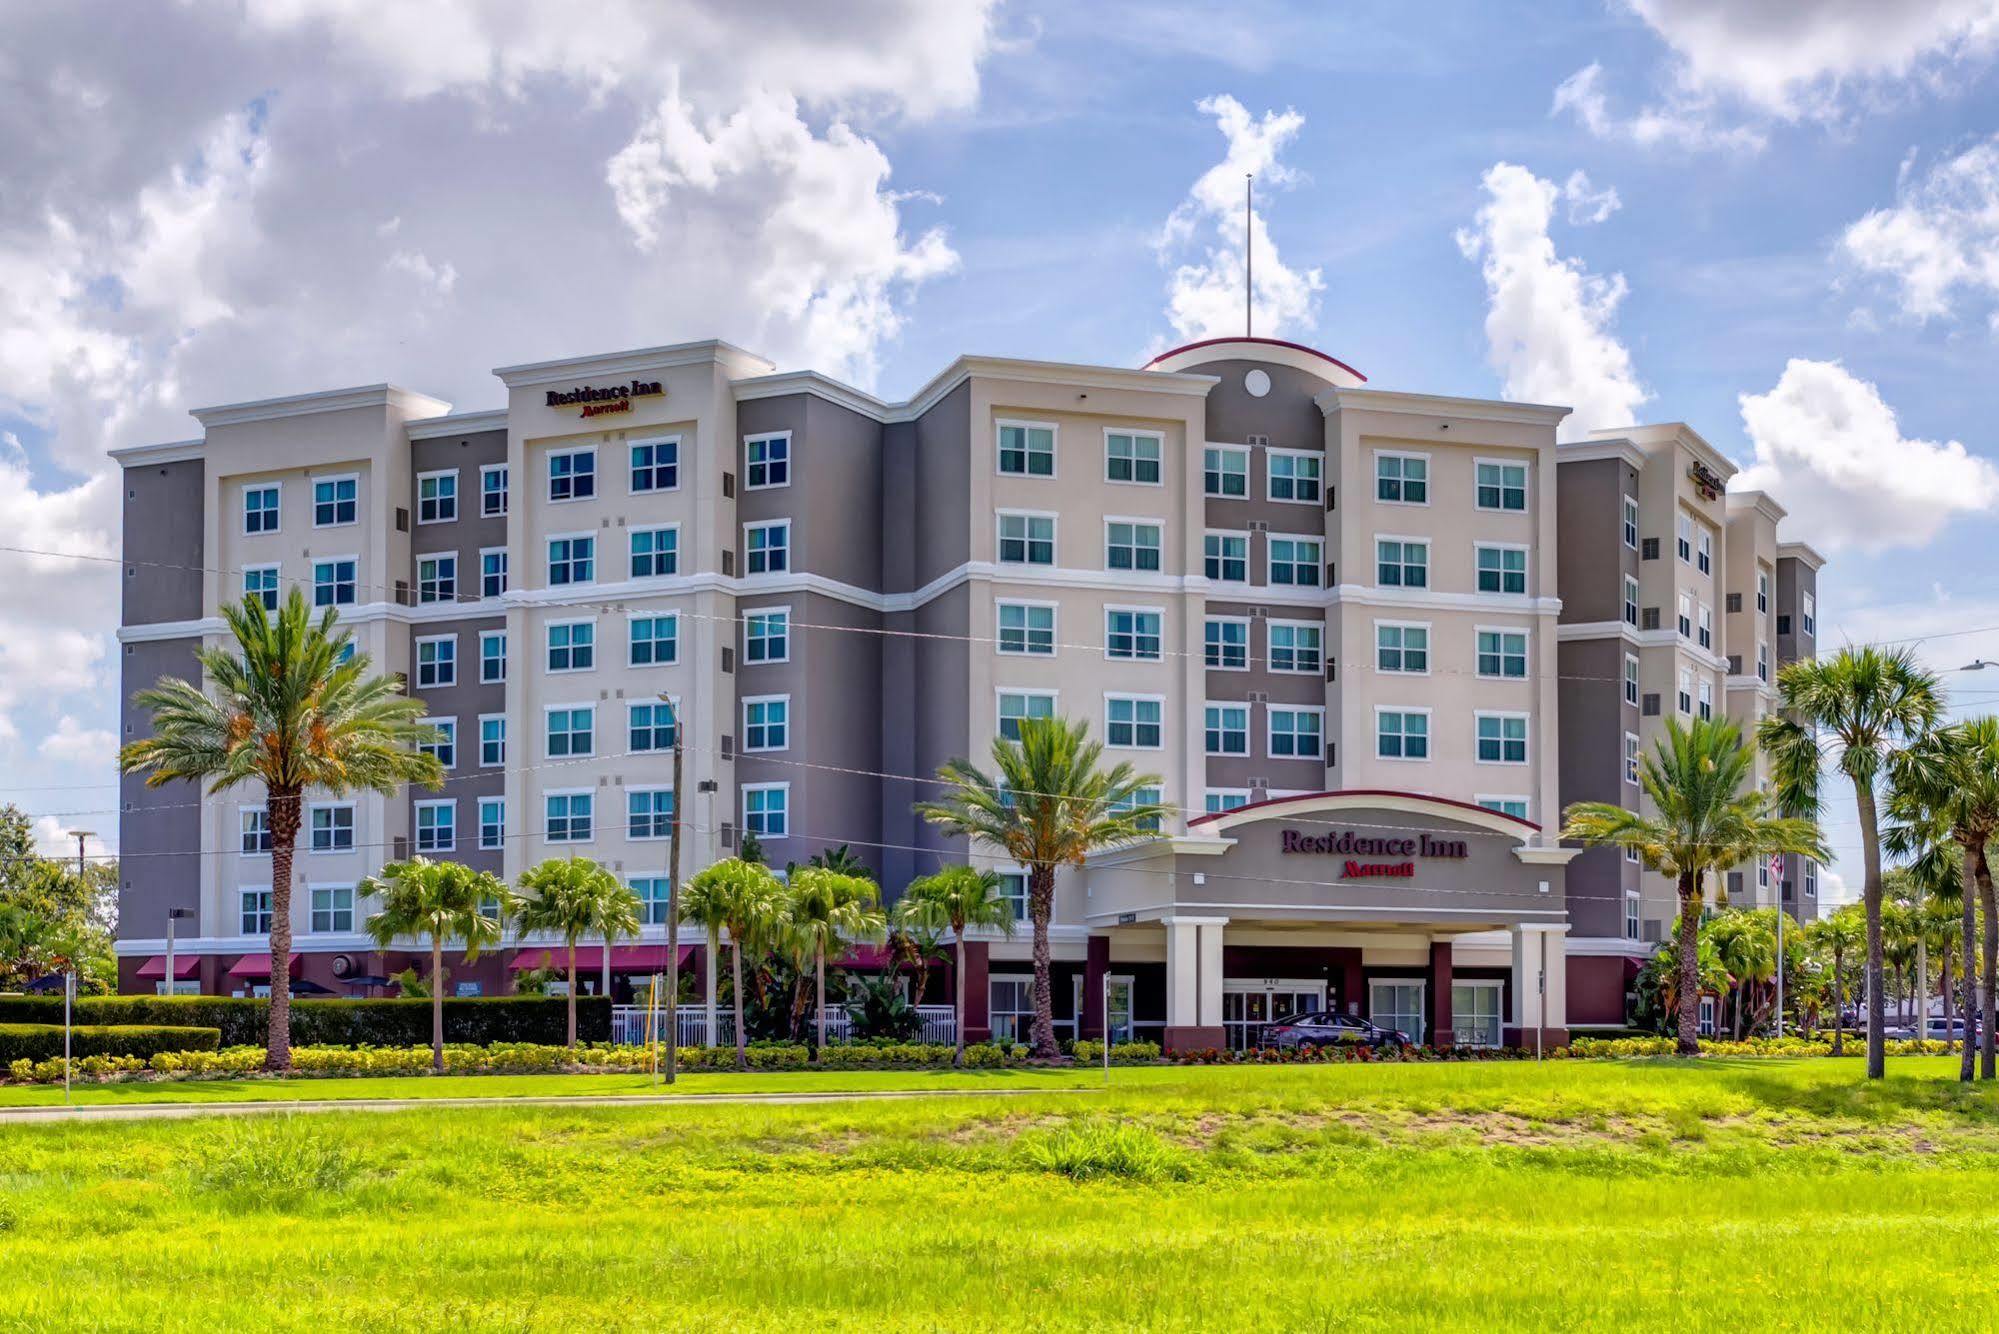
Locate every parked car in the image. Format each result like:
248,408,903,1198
1884,1018,1974,1040
1259,1011,1411,1052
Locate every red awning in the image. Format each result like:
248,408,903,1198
135,954,200,980
227,952,302,979
511,945,693,972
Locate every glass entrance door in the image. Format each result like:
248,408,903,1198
1222,980,1328,1049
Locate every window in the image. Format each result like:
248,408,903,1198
1376,452,1427,504
546,706,594,758
745,520,790,574
997,512,1055,566
415,800,455,853
1371,980,1425,1040
1677,592,1692,639
1697,530,1712,576
1268,535,1322,587
548,535,594,585
1205,618,1249,670
1697,603,1712,650
629,700,678,752
313,558,356,607
630,526,679,578
629,614,677,666
1204,703,1249,755
414,635,456,688
1105,520,1162,572
745,608,789,663
314,475,357,527
1757,641,1769,683
417,554,457,604
1477,629,1528,679
743,696,790,751
420,717,456,769
1757,570,1770,613
743,784,789,838
1623,575,1640,627
997,691,1056,741
1377,709,1430,760
244,564,280,612
1106,430,1162,484
1105,608,1162,661
481,464,508,516
631,877,672,925
1476,461,1527,511
1204,445,1248,497
628,788,676,840
1451,980,1504,1048
1625,654,1640,706
997,422,1055,477
1477,797,1529,820
1105,695,1163,749
1758,858,1770,890
243,484,280,534
417,469,458,524
240,809,271,855
545,792,593,843
1376,622,1429,674
1205,789,1251,814
479,798,505,852
1804,860,1818,899
1204,531,1248,581
480,548,508,600
1268,450,1322,503
1268,620,1322,674
479,630,506,684
745,433,791,489
1269,707,1323,760
1475,713,1528,764
997,602,1056,656
990,975,1034,1041
1622,495,1639,549
546,621,594,672
1802,592,1816,636
1677,512,1693,563
1112,785,1165,833
548,447,595,501
1475,545,1527,595
1376,538,1428,588
630,436,678,492
240,889,274,935
1625,732,1641,785
1678,668,1693,715
479,715,506,767
1698,679,1713,720
310,885,354,934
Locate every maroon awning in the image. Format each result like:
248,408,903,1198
135,954,200,980
227,951,301,979
512,945,693,972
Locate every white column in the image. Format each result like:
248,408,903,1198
1164,919,1200,1028
1510,923,1569,1031
1197,919,1227,1028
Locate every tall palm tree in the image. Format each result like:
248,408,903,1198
119,588,443,1070
681,857,787,1069
1807,904,1866,1056
896,865,1019,1064
1707,908,1778,1037
915,716,1167,1059
1758,646,1941,1079
1563,717,1823,1055
515,856,641,1048
359,857,516,1071
787,866,886,1051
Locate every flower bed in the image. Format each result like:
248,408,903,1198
1564,1035,1957,1059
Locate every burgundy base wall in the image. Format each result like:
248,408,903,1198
1565,954,1636,1028
1163,1024,1226,1054
1503,1026,1570,1050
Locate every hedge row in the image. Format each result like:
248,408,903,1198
0,1023,221,1064
0,996,608,1047
1566,1035,1959,1059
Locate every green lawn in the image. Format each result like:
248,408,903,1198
5,1058,1998,1329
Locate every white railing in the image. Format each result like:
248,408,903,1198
609,1004,958,1047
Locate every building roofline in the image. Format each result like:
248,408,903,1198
190,384,452,429
1777,539,1829,570
1186,787,1542,833
1726,489,1789,525
493,338,774,388
1591,421,1738,481
1556,438,1647,470
731,370,897,420
1142,335,1368,384
109,438,205,466
406,408,509,440
1318,386,1571,427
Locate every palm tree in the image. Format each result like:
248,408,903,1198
806,845,875,880
1807,904,1866,1056
681,857,787,1069
896,865,1019,1064
787,866,886,1051
119,588,443,1070
515,856,641,1047
1758,647,1941,1079
915,716,1167,1059
359,857,516,1071
1707,908,1778,1037
1563,717,1823,1055
1640,927,1729,1033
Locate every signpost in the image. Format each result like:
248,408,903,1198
660,692,684,1086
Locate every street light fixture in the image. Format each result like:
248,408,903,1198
1960,660,1998,672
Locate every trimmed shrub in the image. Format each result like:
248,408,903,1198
1070,1040,1163,1065
0,1023,220,1064
1563,1035,1957,1059
0,996,609,1047
1020,1120,1190,1182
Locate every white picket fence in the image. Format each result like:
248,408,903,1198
610,1004,958,1047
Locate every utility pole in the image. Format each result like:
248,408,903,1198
663,692,683,1085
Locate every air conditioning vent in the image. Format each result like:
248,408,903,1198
1726,593,1742,613
721,647,736,673
1777,614,1792,635
721,823,737,850
1248,434,1269,448
393,837,409,861
1324,486,1335,511
1325,659,1337,683
1248,606,1268,618
1248,691,1268,704
1325,743,1336,767
1727,871,1744,896
396,507,410,533
1325,562,1336,585
1248,520,1269,533
1727,655,1743,674
722,550,736,577
1641,537,1658,560
1249,777,1270,790
720,734,736,760
1642,693,1662,717
722,471,736,499
1641,607,1660,631
394,580,413,607
1643,918,1663,943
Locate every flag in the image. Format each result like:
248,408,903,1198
1768,852,1786,885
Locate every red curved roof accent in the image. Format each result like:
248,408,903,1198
1143,336,1367,383
1186,788,1540,832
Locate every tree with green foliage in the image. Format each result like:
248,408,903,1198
681,857,788,1068
359,857,517,1071
1706,908,1780,1037
786,866,886,1051
515,857,640,1048
1636,925,1729,1034
119,589,443,1069
896,865,1018,1064
805,844,874,880
1806,904,1867,1056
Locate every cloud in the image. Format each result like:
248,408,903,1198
1455,162,1647,440
1840,135,1999,324
1551,62,1766,153
37,716,118,769
1732,358,1999,551
1156,94,1324,343
1561,170,1622,225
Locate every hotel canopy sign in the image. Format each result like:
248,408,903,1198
1279,828,1469,880
547,379,664,419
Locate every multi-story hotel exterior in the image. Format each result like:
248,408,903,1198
111,335,1825,1050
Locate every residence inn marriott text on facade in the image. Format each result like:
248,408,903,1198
110,335,1825,1051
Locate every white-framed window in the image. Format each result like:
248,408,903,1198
1678,668,1693,715
997,690,1056,741
1697,602,1713,649
997,600,1056,656
990,974,1035,1041
1757,569,1770,614
1698,678,1713,720
1377,708,1431,760
313,474,358,528
479,714,506,768
545,705,594,758
1757,641,1769,683
997,420,1057,477
313,557,357,608
419,716,456,769
479,630,506,684
240,807,271,855
1105,429,1163,485
1370,979,1425,1040
547,535,594,586
745,607,790,663
308,803,355,853
1476,628,1529,680
1698,996,1717,1037
1474,544,1527,595
1268,620,1323,674
1375,621,1429,674
1475,712,1528,764
1105,694,1164,749
1622,494,1639,549
416,468,458,524
630,436,679,493
743,695,790,751
630,525,679,578
1105,607,1163,661
1624,732,1641,786
1375,451,1428,505
743,783,789,838
745,432,791,489
629,613,677,666
545,790,593,843
415,799,456,853
631,876,672,925
1677,592,1693,640
1475,460,1527,512
480,548,508,600
627,787,676,840
1204,702,1250,756
1696,530,1712,576
417,553,457,604
1269,535,1323,587
1625,654,1640,706
1802,591,1816,636
1804,860,1818,898
1476,796,1529,820
1204,617,1249,670
240,888,274,935
1676,512,1694,563
243,564,280,612
629,699,678,753
548,447,595,502
1204,530,1248,582
414,634,456,689
243,483,281,535
1758,858,1770,890
478,797,505,851
1205,789,1251,814
1268,449,1323,504
1105,519,1162,573
1268,706,1324,760
1112,784,1165,833
546,620,595,672
481,463,508,516
1623,575,1640,627
310,884,354,933
744,520,791,574
1376,537,1428,588
997,511,1056,565
1203,444,1248,498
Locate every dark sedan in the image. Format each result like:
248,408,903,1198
1259,1011,1411,1051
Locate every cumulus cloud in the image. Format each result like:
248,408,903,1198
1732,358,1999,551
1561,170,1622,225
37,716,117,769
1455,163,1647,440
1840,136,1999,324
1156,94,1324,343
1551,62,1765,153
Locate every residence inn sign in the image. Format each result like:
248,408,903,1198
1279,828,1470,879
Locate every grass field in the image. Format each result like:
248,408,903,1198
5,1058,1997,1329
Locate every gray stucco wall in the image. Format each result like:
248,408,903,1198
904,382,972,590
1202,598,1331,795
119,637,204,936
878,584,971,892
406,613,506,874
409,429,508,600
1556,637,1636,938
1775,556,1817,666
1187,356,1328,453
736,394,885,593
122,458,204,624
1555,457,1638,625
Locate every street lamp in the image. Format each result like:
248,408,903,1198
1959,660,1998,672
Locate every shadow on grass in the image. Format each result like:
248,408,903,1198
1723,1062,1999,1125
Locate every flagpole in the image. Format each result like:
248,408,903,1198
1774,853,1786,1039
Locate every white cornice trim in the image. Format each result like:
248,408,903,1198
1318,386,1571,427
1725,489,1788,525
1556,620,1728,670
1086,837,1234,868
110,439,205,467
1555,439,1646,470
191,384,451,428
902,357,1219,423
407,408,509,439
1777,540,1828,571
732,370,896,421
1556,619,1641,646
1592,422,1738,482
494,339,775,388
118,617,221,644
118,598,509,644
1566,934,1650,958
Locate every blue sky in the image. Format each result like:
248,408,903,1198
2,1,1997,893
